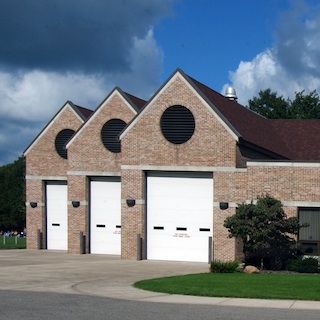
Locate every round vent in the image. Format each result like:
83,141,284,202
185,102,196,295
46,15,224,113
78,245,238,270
160,105,195,144
101,119,126,153
55,129,75,159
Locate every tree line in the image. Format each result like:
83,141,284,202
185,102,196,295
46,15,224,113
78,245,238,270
0,157,25,232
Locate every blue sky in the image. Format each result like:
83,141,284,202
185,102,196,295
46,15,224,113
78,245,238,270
1,0,320,166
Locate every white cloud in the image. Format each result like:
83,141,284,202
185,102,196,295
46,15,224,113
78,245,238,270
0,28,164,165
225,1,320,106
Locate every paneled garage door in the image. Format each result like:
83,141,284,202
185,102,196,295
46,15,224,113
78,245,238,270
147,172,213,262
46,181,68,250
90,178,121,254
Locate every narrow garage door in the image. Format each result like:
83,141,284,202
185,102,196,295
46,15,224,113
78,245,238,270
90,177,121,255
147,173,213,262
46,181,68,250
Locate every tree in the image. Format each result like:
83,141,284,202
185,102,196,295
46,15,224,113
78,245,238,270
248,89,320,119
224,195,303,270
248,89,290,119
0,157,26,231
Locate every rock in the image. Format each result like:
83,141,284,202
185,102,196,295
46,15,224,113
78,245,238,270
243,265,260,274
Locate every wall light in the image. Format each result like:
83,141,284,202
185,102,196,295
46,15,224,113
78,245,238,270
30,202,38,208
219,202,229,210
126,199,136,207
72,201,80,208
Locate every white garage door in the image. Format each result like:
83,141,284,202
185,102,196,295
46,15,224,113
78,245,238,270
46,181,68,250
90,178,121,255
147,173,213,262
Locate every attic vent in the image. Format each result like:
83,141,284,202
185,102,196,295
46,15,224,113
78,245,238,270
225,87,238,101
160,105,195,144
101,119,126,153
55,129,75,159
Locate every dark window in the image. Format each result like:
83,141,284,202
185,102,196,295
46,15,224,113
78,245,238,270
160,105,195,144
298,208,320,255
55,129,75,159
101,119,126,153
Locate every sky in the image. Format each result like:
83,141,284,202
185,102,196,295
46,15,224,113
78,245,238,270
1,0,320,166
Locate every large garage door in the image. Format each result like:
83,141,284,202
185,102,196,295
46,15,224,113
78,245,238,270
90,177,121,255
46,181,68,250
147,172,213,262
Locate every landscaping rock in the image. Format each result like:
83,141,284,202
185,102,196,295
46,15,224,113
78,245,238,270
243,265,260,274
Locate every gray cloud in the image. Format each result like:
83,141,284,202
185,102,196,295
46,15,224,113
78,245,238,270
0,0,173,73
0,0,175,165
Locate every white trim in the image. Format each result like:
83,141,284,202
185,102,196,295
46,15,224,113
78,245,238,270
26,175,67,180
26,202,45,207
67,171,121,176
68,200,88,206
24,103,83,156
121,199,145,205
248,161,320,168
121,164,247,173
213,202,238,208
245,200,320,207
120,70,240,141
66,89,137,149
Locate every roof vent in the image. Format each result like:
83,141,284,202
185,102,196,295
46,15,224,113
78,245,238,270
225,87,238,101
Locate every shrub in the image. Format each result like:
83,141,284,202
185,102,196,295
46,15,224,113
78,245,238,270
286,256,319,273
210,260,240,273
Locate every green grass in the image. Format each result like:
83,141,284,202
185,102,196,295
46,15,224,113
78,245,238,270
0,235,26,249
134,273,320,301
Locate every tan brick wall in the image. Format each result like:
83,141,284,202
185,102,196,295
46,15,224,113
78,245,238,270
247,165,320,202
121,76,237,167
67,92,137,254
68,175,88,253
68,93,136,172
25,105,83,250
121,169,145,259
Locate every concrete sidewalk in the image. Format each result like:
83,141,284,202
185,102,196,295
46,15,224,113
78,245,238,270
0,250,319,310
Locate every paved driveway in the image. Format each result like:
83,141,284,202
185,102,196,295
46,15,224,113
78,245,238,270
1,250,320,310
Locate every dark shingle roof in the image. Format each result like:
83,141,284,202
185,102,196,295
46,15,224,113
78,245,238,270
187,74,320,161
123,92,147,111
74,105,93,120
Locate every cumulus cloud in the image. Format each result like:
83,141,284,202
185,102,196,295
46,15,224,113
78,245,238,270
225,1,320,106
0,0,174,165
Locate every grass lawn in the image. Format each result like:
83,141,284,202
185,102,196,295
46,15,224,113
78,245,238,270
134,273,320,301
0,235,26,249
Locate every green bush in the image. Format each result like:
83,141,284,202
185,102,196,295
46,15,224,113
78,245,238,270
210,260,240,273
286,256,319,273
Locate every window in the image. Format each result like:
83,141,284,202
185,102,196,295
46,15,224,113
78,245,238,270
298,208,320,255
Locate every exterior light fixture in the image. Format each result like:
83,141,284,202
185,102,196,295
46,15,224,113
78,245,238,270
219,202,229,210
30,202,38,208
72,201,80,208
126,199,136,207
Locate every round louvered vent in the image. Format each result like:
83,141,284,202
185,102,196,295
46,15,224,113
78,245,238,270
55,129,75,159
101,119,126,153
160,105,195,144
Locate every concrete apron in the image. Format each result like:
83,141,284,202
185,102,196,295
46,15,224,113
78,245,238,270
0,250,320,310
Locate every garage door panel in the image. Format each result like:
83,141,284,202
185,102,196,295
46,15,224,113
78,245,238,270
46,182,68,251
147,174,213,262
90,179,121,255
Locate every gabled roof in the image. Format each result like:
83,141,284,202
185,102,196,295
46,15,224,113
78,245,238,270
66,87,146,149
187,75,320,161
121,68,320,161
24,101,91,156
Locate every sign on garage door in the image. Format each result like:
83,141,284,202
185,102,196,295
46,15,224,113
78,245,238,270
46,181,68,250
147,172,213,262
90,177,121,255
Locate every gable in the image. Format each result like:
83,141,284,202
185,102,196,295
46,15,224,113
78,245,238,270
24,101,87,156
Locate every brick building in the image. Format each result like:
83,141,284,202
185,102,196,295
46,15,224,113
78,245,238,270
24,69,320,262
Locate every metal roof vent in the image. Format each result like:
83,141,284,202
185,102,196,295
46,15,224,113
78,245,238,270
225,87,238,101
